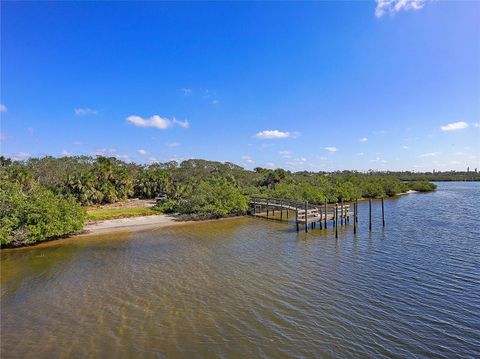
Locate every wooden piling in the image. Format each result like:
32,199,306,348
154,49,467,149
319,208,323,229
324,199,328,228
280,200,283,220
304,201,308,233
355,198,359,224
353,199,357,234
266,200,269,217
295,204,299,232
341,199,344,226
335,204,338,238
369,198,372,231
381,197,385,227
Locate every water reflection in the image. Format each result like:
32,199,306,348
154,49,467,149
1,183,479,358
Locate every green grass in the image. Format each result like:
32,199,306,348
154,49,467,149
86,207,161,221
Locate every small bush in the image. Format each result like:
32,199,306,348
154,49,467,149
409,181,437,192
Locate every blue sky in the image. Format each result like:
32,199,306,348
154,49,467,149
1,0,479,171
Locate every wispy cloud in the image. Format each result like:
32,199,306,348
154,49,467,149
127,115,189,130
11,152,31,161
172,118,190,128
419,152,439,157
166,142,180,148
95,148,107,155
440,121,469,131
265,162,275,168
115,154,131,161
254,130,299,139
360,137,368,143
180,88,192,96
212,99,219,106
138,149,147,155
472,122,479,128
375,0,428,18
0,133,10,141
73,141,83,146
0,104,7,112
370,157,388,164
61,150,71,157
74,107,98,116
241,155,254,164
325,147,338,153
402,145,409,149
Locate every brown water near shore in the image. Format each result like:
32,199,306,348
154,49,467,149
1,183,479,358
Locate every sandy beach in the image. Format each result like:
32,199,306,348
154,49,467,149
81,214,184,235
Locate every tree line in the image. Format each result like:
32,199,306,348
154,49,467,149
0,155,439,247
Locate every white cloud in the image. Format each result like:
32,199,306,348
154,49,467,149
360,137,368,143
419,152,439,158
279,150,292,159
357,152,365,156
166,142,180,147
127,115,170,129
440,121,469,131
325,147,338,153
115,154,130,161
254,130,298,139
108,147,117,153
402,145,409,149
241,155,254,164
265,162,275,168
138,149,147,156
61,150,71,157
180,88,192,96
126,115,189,130
212,99,219,106
472,122,479,128
0,104,7,112
95,148,106,155
148,156,158,163
375,0,427,18
73,141,83,146
172,118,190,128
12,152,31,161
74,108,98,116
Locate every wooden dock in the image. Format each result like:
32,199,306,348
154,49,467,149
249,196,384,237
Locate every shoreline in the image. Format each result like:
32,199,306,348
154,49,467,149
79,214,186,235
1,191,421,249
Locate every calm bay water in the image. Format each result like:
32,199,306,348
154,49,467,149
1,182,479,358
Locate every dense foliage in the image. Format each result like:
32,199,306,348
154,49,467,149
1,155,441,246
0,164,85,247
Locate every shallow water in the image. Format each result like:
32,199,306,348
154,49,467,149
1,182,479,358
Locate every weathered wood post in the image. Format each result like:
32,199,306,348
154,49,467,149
335,204,338,238
341,198,344,226
381,197,385,227
353,200,357,234
280,200,283,220
324,199,328,228
304,201,308,233
355,198,359,224
266,199,269,218
319,208,323,229
295,204,299,232
252,198,256,215
369,198,372,231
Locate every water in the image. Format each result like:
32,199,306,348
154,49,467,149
1,182,479,358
